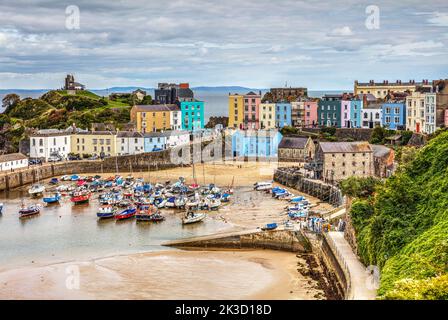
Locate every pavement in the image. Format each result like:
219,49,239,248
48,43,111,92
327,231,377,300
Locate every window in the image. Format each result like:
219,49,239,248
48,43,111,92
39,139,43,146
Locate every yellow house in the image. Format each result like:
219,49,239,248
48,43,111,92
259,103,276,129
354,79,432,99
71,131,117,157
228,94,244,128
130,104,180,133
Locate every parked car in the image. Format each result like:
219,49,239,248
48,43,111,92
48,155,63,162
68,154,81,161
29,158,42,165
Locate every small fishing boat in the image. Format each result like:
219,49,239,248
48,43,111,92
136,205,165,222
208,198,221,210
261,223,278,231
19,203,41,218
70,191,91,204
182,212,206,225
254,181,273,191
115,207,136,220
43,192,61,204
49,178,59,185
60,175,71,181
28,184,45,197
70,174,80,181
96,205,117,219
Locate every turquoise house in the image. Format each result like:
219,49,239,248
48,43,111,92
180,101,204,131
350,100,363,128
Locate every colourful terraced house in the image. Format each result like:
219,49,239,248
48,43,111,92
180,100,205,131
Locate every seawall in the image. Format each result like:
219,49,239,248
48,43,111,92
274,168,343,206
164,228,312,253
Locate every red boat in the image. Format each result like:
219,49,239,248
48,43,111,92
115,207,136,220
70,191,91,204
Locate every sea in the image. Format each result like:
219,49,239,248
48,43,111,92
0,89,344,123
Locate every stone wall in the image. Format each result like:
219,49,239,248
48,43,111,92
301,128,373,142
274,167,343,206
165,229,312,253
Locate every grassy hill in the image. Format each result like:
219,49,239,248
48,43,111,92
0,90,135,152
341,130,448,299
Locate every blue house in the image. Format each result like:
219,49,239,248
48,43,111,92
275,103,292,128
143,132,168,152
180,100,205,131
350,100,363,128
231,130,283,158
382,102,406,130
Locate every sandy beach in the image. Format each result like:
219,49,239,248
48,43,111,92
0,250,324,300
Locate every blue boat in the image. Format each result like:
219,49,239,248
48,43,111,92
49,178,59,185
43,192,61,204
261,223,278,231
115,207,137,220
71,175,79,181
290,196,305,203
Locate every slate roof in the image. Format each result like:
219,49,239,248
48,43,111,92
133,104,180,112
278,137,309,149
319,142,372,153
0,153,28,162
371,144,392,158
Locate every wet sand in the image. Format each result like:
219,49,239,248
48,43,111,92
0,250,324,300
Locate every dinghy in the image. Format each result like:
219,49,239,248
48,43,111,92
182,212,206,225
43,192,61,204
115,207,136,220
28,184,45,197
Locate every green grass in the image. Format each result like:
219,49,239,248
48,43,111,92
56,89,129,108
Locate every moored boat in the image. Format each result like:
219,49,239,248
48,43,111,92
19,204,41,218
115,206,136,220
43,192,61,204
182,212,206,225
96,205,117,219
70,191,91,204
28,184,45,197
261,223,278,231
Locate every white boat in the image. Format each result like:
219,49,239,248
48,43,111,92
61,175,71,181
182,212,206,225
28,184,45,196
254,181,273,191
208,198,221,210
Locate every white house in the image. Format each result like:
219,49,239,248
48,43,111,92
170,110,182,130
166,131,190,148
361,105,383,129
116,132,145,155
29,131,71,161
0,153,28,172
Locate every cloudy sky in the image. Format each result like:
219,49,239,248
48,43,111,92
0,0,447,89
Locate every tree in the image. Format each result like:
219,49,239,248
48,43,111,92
140,95,153,105
2,93,20,113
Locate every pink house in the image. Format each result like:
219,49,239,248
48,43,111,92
243,91,261,129
303,100,318,128
341,100,351,128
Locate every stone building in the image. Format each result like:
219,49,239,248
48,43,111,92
314,141,373,182
371,144,395,178
278,136,315,162
270,87,308,102
354,79,431,99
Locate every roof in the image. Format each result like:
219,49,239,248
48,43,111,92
278,137,309,149
117,131,143,138
0,153,27,162
31,129,71,137
245,91,259,96
133,104,180,112
178,88,194,98
386,134,402,141
319,142,372,154
371,144,392,158
75,131,115,136
363,103,383,110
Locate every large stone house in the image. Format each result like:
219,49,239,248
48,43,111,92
278,136,315,162
314,141,373,182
